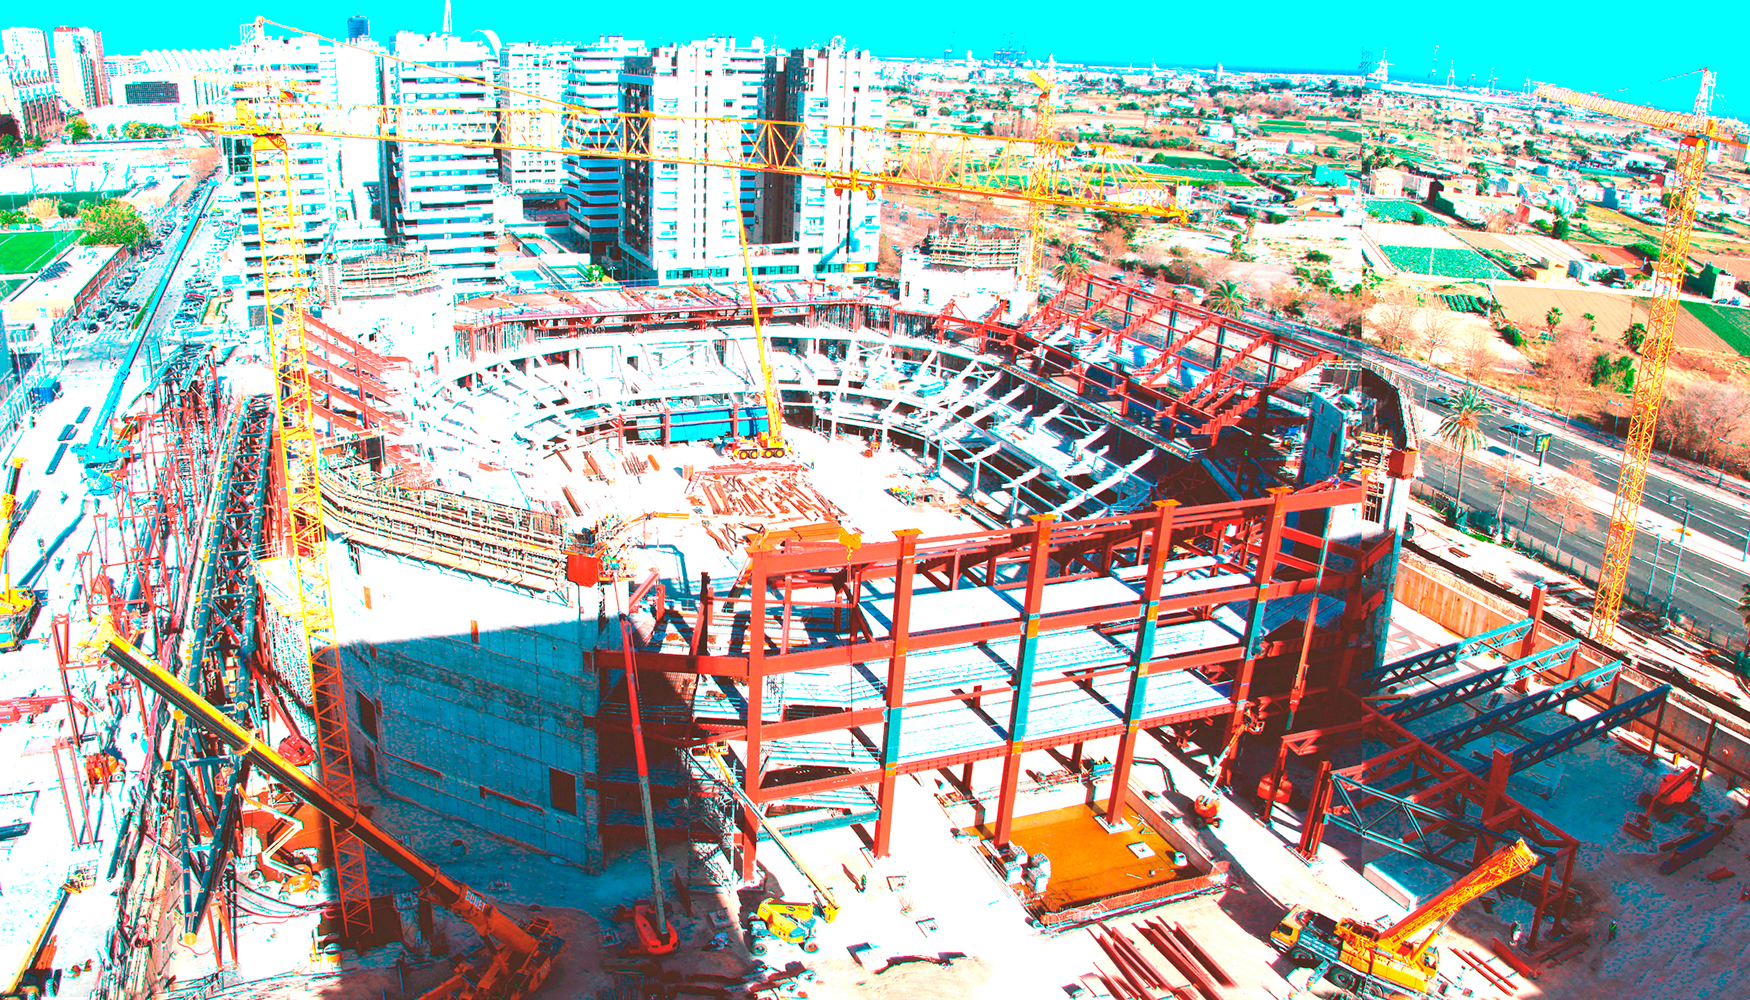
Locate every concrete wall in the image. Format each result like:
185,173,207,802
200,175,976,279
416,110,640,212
343,622,604,870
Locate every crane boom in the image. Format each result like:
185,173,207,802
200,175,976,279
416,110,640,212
1377,838,1537,953
1532,72,1749,646
95,619,563,998
695,746,840,915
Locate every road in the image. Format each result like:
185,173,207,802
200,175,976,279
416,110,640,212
1256,313,1749,646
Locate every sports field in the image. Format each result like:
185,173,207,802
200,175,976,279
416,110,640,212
0,230,80,274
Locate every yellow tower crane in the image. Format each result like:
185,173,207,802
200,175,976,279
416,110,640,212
1531,72,1749,646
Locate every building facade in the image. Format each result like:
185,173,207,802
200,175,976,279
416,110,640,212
562,35,646,259
222,30,383,322
51,26,108,111
616,38,884,286
383,31,503,293
497,42,571,197
1,27,51,73
0,58,59,140
761,43,885,280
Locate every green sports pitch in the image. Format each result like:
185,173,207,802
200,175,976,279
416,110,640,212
0,230,80,275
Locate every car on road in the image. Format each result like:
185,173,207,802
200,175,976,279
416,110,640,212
1501,422,1537,437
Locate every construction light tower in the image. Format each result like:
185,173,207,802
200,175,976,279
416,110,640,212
1532,70,1749,645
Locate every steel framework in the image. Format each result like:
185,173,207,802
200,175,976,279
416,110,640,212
606,481,1390,880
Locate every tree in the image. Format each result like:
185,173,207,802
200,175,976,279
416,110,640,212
65,117,92,143
1052,244,1090,287
0,134,20,158
1552,215,1571,239
1544,306,1562,338
24,198,57,224
1207,279,1249,318
1547,321,1592,414
1436,386,1491,525
1624,321,1647,352
1459,320,1497,377
77,198,150,248
24,136,44,151
1738,583,1750,649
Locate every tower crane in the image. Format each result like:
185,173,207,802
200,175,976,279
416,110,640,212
1530,72,1749,645
0,458,37,650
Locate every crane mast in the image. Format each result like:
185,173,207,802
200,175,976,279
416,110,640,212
1531,71,1748,646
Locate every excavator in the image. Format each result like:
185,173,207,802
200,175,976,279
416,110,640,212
695,745,840,954
92,618,565,1000
0,458,39,650
1270,838,1538,997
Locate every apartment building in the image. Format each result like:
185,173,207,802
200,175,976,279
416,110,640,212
51,26,108,111
761,43,885,279
2,28,51,73
617,38,885,286
562,35,646,259
223,30,384,322
498,42,571,197
382,31,502,292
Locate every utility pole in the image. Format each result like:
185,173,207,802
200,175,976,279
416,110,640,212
1665,491,1693,616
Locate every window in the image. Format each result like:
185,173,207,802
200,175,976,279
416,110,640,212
921,288,931,305
549,767,577,815
357,694,379,742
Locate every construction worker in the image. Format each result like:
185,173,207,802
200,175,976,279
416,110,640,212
1608,920,1618,942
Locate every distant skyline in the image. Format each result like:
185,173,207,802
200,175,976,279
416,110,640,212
21,1,1744,117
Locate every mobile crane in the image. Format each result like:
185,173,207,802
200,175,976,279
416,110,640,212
1270,838,1537,997
92,619,564,1000
694,745,840,954
727,212,790,461
0,458,39,650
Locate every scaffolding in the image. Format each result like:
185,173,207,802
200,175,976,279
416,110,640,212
319,456,568,590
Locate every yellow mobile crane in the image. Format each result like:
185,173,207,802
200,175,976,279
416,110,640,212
1271,838,1537,996
1529,72,1749,646
0,458,38,650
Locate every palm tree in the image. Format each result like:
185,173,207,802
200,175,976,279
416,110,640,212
1052,245,1089,287
1436,386,1491,526
1739,584,1750,653
1544,306,1562,337
1208,280,1249,318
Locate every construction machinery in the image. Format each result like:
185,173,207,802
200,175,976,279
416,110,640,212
93,619,565,1000
1270,838,1537,997
728,211,790,461
1529,72,1749,646
0,458,38,650
695,745,841,954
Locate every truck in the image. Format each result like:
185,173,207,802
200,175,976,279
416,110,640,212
1270,839,1537,997
95,620,565,1000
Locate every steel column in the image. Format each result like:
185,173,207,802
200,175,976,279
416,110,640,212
740,545,769,882
873,529,921,857
1108,502,1176,824
994,515,1056,846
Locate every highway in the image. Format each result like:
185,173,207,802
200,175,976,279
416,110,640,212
1259,314,1748,645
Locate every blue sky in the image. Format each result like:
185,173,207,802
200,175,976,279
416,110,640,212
45,1,1746,116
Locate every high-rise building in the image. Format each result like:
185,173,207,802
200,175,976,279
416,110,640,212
2,27,51,73
223,30,385,322
617,38,772,285
346,14,370,41
562,35,645,259
615,38,885,286
51,26,108,111
0,60,58,140
382,31,502,292
761,43,885,279
497,42,571,197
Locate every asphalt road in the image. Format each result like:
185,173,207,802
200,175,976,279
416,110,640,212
1251,313,1749,644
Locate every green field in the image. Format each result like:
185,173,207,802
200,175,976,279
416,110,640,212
0,189,127,212
0,230,80,274
1683,301,1750,357
1132,163,1259,186
1379,244,1512,281
1261,119,1311,133
1366,199,1445,225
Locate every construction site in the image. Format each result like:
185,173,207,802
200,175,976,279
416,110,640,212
6,34,1750,1000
